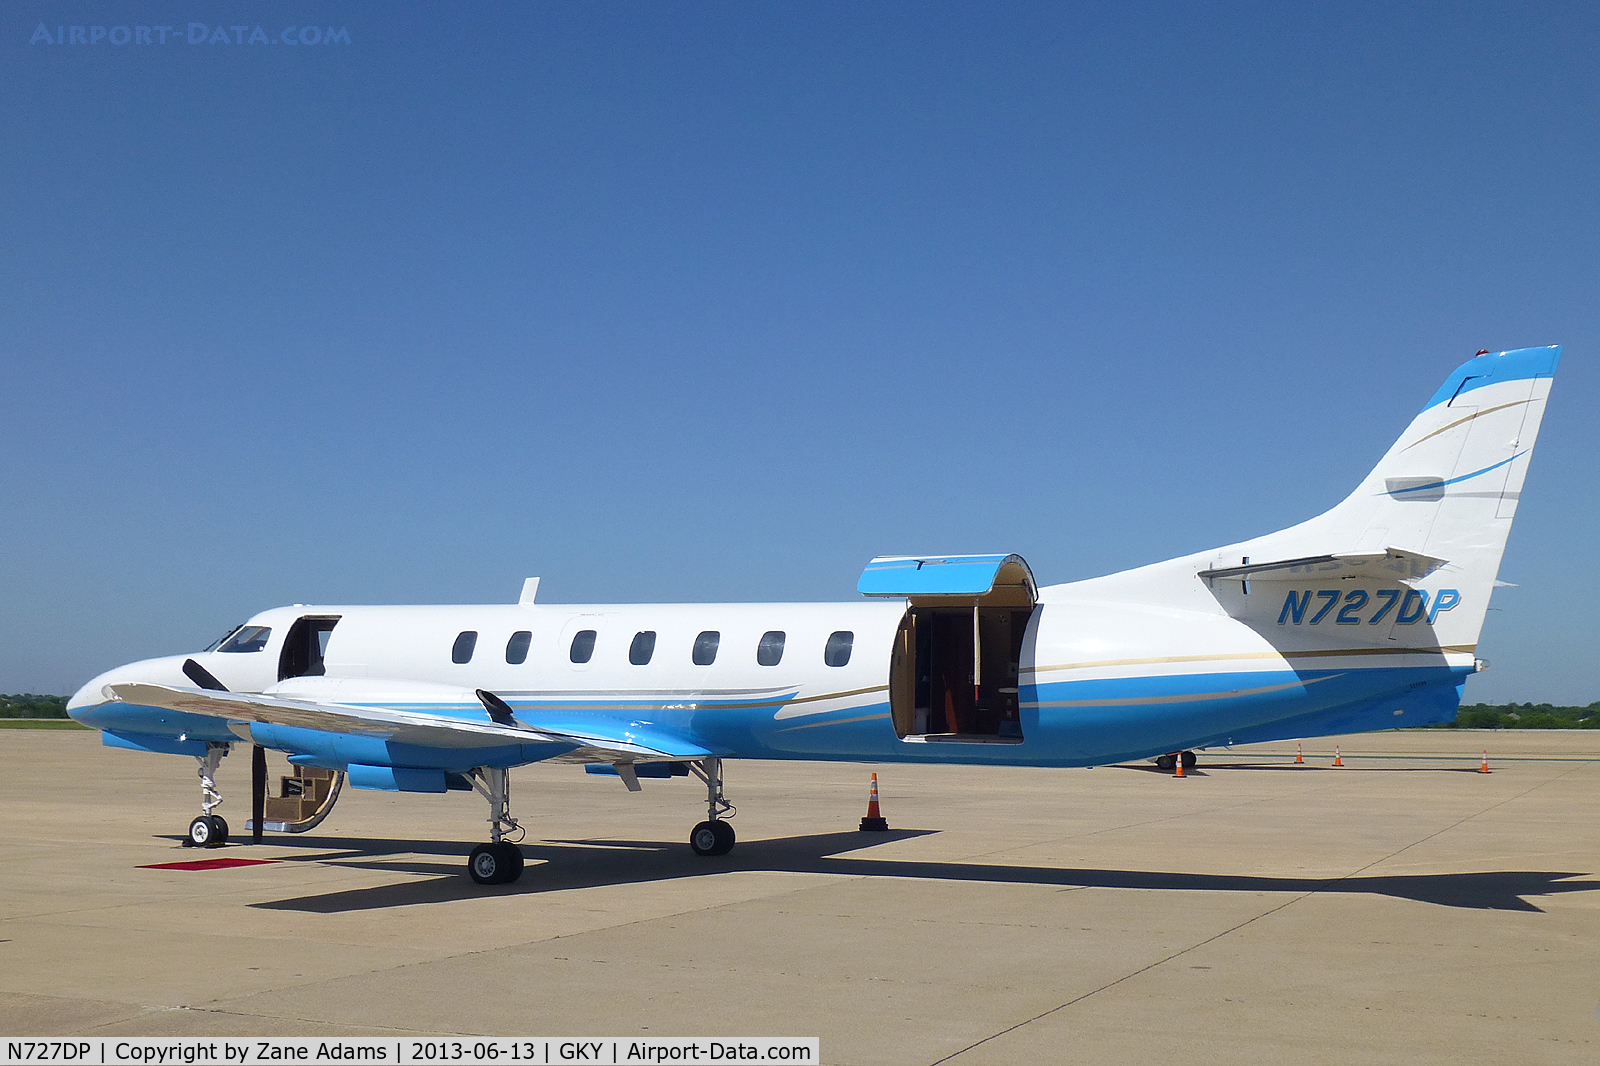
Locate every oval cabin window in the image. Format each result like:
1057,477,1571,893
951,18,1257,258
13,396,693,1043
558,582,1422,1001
757,631,785,666
824,631,853,667
692,631,720,666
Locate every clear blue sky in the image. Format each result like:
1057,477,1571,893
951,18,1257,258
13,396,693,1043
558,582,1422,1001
2,2,1595,703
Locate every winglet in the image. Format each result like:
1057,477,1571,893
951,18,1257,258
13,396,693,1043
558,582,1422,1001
519,577,540,605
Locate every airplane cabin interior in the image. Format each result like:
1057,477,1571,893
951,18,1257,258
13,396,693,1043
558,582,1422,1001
880,555,1037,743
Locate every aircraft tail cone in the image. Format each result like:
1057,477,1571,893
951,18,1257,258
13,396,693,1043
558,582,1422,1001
859,772,889,831
1295,742,1304,765
1480,750,1491,774
1333,745,1344,768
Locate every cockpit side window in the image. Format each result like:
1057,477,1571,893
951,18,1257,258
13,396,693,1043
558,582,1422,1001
218,626,271,653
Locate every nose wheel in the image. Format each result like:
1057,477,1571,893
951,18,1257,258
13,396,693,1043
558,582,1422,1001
182,744,231,847
187,815,229,847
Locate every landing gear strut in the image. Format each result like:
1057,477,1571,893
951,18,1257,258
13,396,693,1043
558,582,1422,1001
185,743,230,847
466,766,524,884
688,757,735,856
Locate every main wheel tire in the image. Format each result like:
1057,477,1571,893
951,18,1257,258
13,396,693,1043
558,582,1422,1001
1181,751,1197,770
710,820,736,856
690,821,721,857
469,842,507,885
496,842,525,883
188,816,214,847
1155,754,1177,772
208,816,229,847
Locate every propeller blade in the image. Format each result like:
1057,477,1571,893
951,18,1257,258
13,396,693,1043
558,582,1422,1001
477,689,516,726
251,744,267,844
182,658,228,692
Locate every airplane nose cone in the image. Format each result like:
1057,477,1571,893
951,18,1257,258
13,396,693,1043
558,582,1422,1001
67,671,116,720
66,656,197,722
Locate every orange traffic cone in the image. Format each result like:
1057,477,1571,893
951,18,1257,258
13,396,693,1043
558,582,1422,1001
1479,750,1491,774
1295,742,1304,765
1333,745,1344,768
859,772,889,831
1173,752,1185,778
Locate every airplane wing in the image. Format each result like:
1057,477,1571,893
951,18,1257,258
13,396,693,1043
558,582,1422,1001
107,682,715,765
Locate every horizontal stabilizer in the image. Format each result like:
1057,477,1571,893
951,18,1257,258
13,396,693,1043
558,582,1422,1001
1198,548,1447,584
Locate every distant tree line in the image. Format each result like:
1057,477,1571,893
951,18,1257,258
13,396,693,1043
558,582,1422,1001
1443,702,1600,729
1,694,69,718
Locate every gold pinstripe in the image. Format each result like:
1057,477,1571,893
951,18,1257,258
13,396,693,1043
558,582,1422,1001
774,712,893,732
1026,645,1474,676
1024,674,1343,709
1401,399,1531,452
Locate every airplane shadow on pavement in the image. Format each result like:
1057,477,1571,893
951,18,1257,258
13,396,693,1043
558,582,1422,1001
242,829,1600,916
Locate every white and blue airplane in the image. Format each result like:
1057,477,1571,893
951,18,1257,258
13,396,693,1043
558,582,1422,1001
68,346,1560,884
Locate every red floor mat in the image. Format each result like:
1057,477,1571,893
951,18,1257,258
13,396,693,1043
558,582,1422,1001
138,857,281,871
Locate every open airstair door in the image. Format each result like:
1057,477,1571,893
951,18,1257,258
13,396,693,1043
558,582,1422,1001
859,554,1037,744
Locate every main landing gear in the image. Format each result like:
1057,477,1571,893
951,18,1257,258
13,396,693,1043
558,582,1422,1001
184,743,231,847
1155,751,1198,772
687,757,736,857
466,766,525,885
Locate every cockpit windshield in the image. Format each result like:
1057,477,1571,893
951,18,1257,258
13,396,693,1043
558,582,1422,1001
218,625,271,653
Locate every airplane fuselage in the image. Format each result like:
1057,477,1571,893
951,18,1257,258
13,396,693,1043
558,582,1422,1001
73,593,1471,771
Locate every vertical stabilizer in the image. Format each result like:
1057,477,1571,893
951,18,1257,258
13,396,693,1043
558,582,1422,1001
1060,346,1561,660
1218,346,1560,650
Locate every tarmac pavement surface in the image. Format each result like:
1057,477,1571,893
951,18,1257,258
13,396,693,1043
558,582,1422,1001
2,729,1598,1064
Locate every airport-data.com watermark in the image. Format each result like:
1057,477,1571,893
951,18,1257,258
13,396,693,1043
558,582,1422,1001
28,23,350,47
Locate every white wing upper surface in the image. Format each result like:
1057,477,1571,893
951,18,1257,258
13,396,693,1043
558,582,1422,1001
108,682,714,764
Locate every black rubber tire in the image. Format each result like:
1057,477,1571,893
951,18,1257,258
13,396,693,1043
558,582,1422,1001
208,816,229,847
469,842,505,884
710,820,736,856
1181,751,1197,770
690,821,721,856
1155,754,1177,772
496,842,524,883
187,816,214,847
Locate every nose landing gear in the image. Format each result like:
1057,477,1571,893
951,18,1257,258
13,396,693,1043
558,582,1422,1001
183,743,230,847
